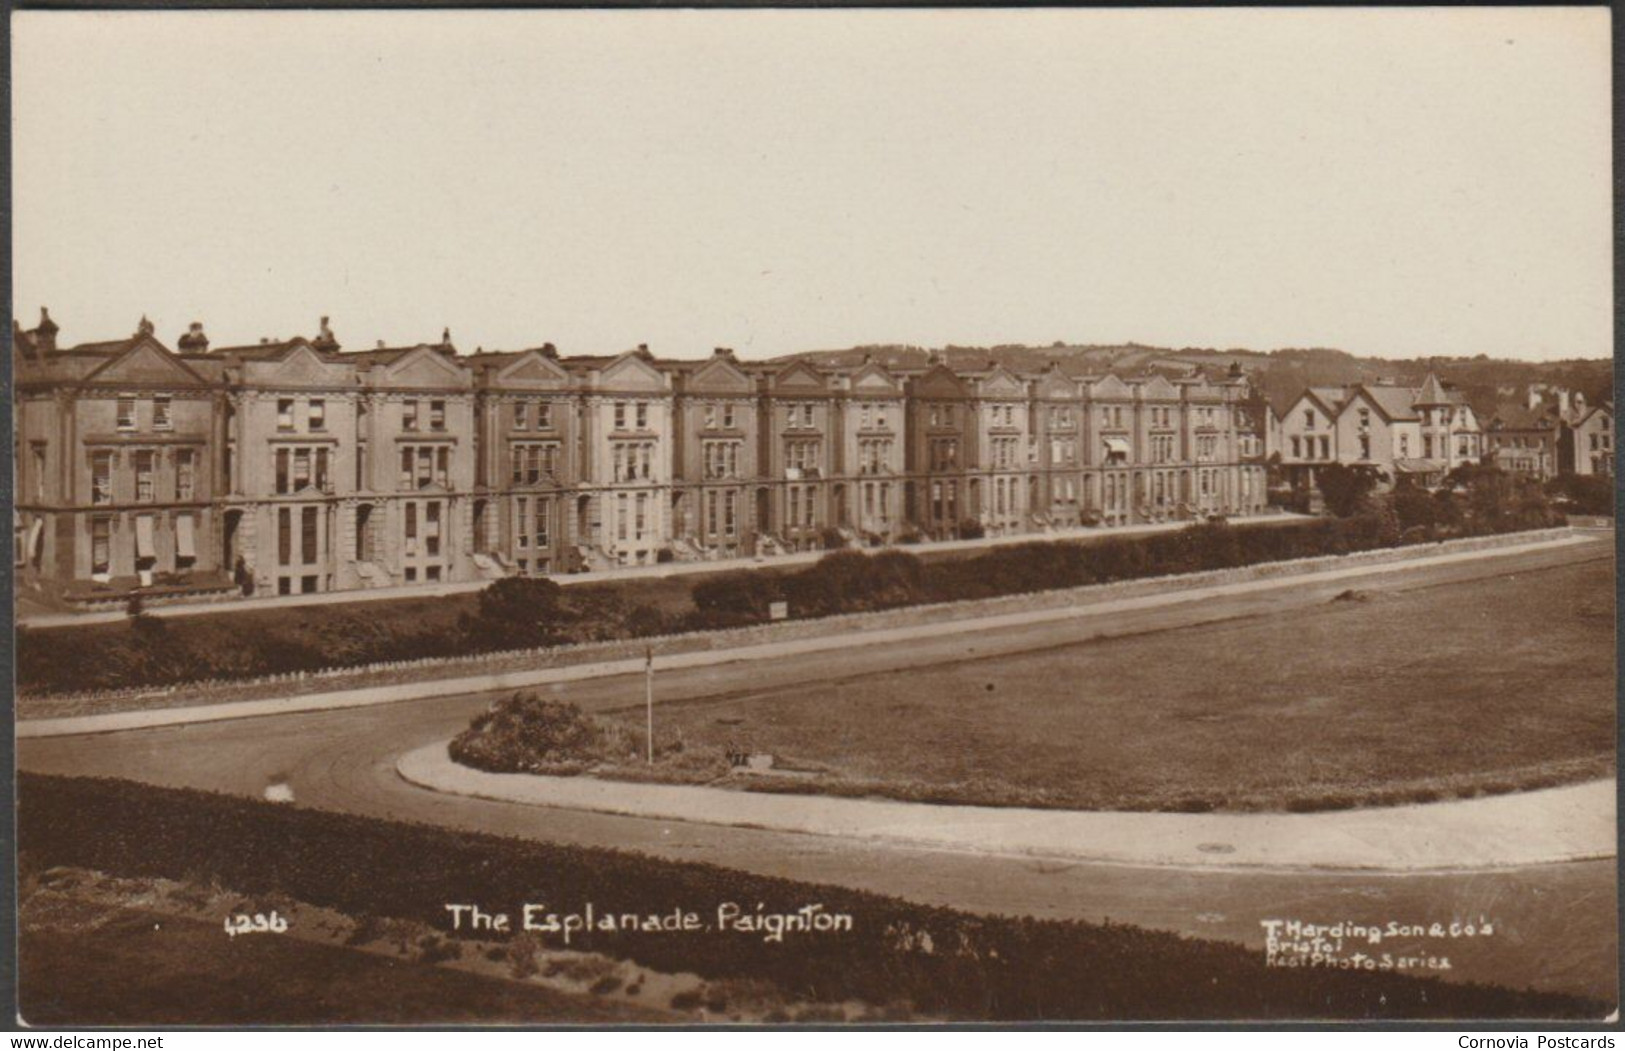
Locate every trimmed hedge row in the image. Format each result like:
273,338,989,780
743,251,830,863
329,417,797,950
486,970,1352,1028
18,773,1600,1021
18,469,1567,696
690,498,1561,622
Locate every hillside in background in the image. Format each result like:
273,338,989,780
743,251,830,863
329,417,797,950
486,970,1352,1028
770,343,1615,418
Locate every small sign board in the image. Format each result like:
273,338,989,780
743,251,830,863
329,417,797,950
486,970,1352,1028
769,601,789,621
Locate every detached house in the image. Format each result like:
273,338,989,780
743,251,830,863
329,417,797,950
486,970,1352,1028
1277,373,1482,495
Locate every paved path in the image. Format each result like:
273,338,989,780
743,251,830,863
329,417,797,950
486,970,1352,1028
16,529,1597,739
398,746,1616,873
16,513,1306,628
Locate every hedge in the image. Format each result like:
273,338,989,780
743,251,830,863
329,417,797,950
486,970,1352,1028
690,492,1562,624
17,774,1600,1021
18,470,1568,696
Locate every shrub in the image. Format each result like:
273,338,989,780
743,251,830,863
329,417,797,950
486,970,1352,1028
458,577,569,652
1314,463,1381,517
690,570,785,623
956,518,986,540
448,694,638,774
1546,473,1614,517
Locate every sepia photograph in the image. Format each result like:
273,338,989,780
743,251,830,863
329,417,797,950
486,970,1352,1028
8,5,1618,1028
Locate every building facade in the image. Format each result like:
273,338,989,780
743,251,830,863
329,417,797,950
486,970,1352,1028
14,311,1269,606
1276,374,1483,492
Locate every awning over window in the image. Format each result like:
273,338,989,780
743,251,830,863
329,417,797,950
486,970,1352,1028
1103,437,1131,457
135,515,156,558
176,514,196,559
27,518,44,561
1393,458,1448,474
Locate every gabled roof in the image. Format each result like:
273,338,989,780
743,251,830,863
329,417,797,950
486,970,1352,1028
366,343,472,389
476,347,570,389
1486,402,1559,431
1308,386,1352,412
770,359,830,393
1034,366,1079,399
911,362,970,398
846,359,902,395
1283,386,1345,420
684,352,756,394
1353,385,1419,423
81,335,213,389
1572,403,1614,427
592,348,671,391
976,365,1026,398
1138,374,1180,401
1088,373,1134,400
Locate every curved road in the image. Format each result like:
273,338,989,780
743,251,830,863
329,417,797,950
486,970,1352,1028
19,538,1618,1003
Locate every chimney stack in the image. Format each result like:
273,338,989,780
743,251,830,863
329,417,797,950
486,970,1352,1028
1527,386,1542,411
177,321,209,354
313,316,340,353
1558,388,1572,417
33,307,58,354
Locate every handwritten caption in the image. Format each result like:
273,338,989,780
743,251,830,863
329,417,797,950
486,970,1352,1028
444,902,854,945
1260,917,1497,973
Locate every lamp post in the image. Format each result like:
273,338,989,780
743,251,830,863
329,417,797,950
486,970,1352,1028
645,646,654,765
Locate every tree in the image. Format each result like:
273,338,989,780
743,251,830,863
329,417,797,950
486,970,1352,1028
1314,463,1380,517
459,577,568,652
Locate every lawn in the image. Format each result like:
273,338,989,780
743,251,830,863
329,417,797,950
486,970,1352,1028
601,556,1616,812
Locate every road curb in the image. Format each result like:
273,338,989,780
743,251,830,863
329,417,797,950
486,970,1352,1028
395,744,1618,874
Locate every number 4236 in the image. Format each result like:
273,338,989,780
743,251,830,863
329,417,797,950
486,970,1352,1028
224,911,288,938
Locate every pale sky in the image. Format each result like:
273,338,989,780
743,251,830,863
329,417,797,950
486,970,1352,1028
11,8,1613,362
